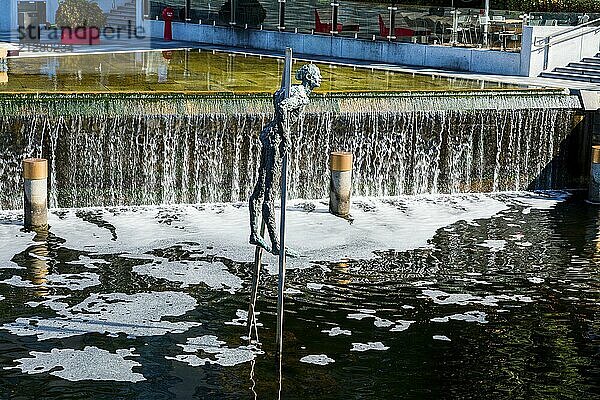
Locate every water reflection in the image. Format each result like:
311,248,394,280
1,48,524,94
28,228,49,296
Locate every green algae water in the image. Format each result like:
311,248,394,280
0,48,522,94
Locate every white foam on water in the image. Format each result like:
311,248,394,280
67,255,110,268
389,320,415,332
8,194,512,266
374,318,394,328
166,335,264,367
2,291,200,340
0,276,35,287
431,311,488,324
477,240,506,252
350,342,389,352
347,313,376,321
2,272,100,291
5,346,145,382
321,327,352,336
306,283,335,290
401,305,415,310
132,259,242,293
300,354,335,365
0,216,34,270
507,191,569,210
224,309,262,327
422,289,534,307
284,288,303,295
46,272,101,290
1,193,567,274
527,277,545,284
0,295,4,301
433,335,451,342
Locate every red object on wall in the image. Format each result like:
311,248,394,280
61,27,101,45
162,7,175,41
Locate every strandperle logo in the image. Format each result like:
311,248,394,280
18,21,148,44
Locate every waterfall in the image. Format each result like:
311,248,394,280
0,92,583,210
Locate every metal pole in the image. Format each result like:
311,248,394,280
483,0,490,47
185,0,191,22
278,0,286,31
451,8,459,45
276,47,292,355
247,220,266,343
230,0,236,25
387,5,397,41
330,2,339,35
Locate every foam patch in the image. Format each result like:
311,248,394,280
2,291,200,340
166,335,264,367
300,354,335,365
350,342,389,352
133,259,242,293
5,346,145,382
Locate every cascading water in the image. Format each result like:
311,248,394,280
0,91,584,210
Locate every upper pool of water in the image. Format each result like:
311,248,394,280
0,48,523,94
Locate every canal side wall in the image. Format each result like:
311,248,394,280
145,20,522,76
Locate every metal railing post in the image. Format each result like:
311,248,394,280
278,0,286,31
330,2,339,35
230,0,236,26
543,36,550,71
387,5,397,41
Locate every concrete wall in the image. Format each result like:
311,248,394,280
521,25,600,77
147,20,522,76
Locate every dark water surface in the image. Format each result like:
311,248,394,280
0,192,598,399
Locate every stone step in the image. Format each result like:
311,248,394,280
568,62,600,71
582,57,600,64
555,66,600,77
540,71,600,83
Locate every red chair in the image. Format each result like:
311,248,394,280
315,9,343,33
378,14,415,37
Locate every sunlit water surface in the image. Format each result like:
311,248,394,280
0,192,598,399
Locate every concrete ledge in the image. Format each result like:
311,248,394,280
146,21,523,76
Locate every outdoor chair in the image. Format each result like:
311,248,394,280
378,14,415,38
315,9,342,33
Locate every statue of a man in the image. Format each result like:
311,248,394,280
249,64,322,255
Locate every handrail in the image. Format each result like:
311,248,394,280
533,17,600,72
534,17,600,48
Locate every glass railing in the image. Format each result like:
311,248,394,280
527,12,600,27
147,1,600,52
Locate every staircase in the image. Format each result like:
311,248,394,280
105,0,137,34
540,54,600,83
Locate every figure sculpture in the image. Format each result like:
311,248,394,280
249,64,322,255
